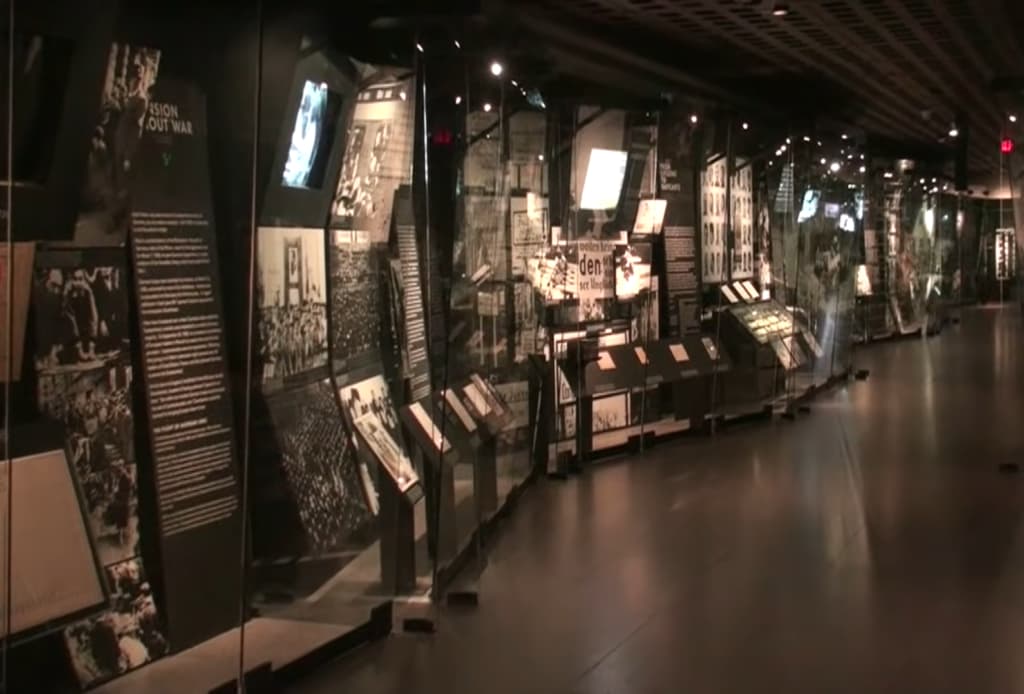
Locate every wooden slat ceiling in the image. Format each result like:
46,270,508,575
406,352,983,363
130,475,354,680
515,0,1024,177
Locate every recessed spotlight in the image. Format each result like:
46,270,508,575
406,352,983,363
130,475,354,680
742,122,749,130
841,133,848,140
830,161,841,172
883,171,893,179
948,127,959,137
771,3,789,16
919,178,926,184
483,102,493,113
455,95,462,105
416,43,424,53
859,165,866,173
780,144,787,152
820,158,827,165
803,136,811,142
690,114,699,124
511,79,519,87
786,137,792,144
1010,114,1018,123
490,61,504,77
454,40,461,49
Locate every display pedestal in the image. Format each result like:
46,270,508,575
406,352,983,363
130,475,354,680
475,436,498,517
430,455,458,564
378,473,416,594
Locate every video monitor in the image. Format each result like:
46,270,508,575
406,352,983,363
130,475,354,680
614,243,652,299
579,148,628,210
797,189,821,223
281,80,343,189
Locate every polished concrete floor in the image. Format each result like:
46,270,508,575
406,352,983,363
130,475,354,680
292,305,1024,694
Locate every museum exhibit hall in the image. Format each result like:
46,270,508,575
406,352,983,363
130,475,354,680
1,0,1023,692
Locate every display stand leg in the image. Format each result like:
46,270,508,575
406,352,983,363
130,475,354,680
379,476,416,594
576,395,593,467
475,436,499,517
422,447,457,566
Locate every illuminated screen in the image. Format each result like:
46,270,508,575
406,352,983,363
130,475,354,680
797,189,821,223
281,80,342,189
580,148,628,210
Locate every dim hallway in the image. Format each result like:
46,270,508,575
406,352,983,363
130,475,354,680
292,305,1024,694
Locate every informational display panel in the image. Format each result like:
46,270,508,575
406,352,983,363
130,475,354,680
657,109,699,336
0,450,106,638
127,76,243,650
393,188,431,400
329,229,385,371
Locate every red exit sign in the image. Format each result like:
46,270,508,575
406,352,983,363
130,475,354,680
1001,138,1015,154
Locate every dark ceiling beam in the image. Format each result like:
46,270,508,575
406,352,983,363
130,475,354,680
972,0,1024,70
876,1,1000,171
655,0,943,152
497,1,761,110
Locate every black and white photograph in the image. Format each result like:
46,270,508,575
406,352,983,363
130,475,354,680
331,78,415,242
353,415,419,493
64,559,168,689
339,374,403,447
32,265,129,371
37,360,135,474
80,463,140,567
282,80,339,189
731,161,754,279
592,392,629,434
76,43,161,245
330,230,384,365
266,381,376,553
257,227,329,390
615,243,652,298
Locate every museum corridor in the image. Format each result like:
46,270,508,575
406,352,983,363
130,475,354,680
294,305,1024,694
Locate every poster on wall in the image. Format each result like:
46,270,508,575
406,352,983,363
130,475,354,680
701,157,728,283
75,43,162,245
731,161,754,279
0,242,35,382
633,199,667,235
511,195,548,277
330,75,415,241
257,226,329,392
576,240,615,320
32,247,170,687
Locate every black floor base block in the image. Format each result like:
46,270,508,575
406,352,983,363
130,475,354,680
447,590,480,607
998,462,1021,474
402,618,436,634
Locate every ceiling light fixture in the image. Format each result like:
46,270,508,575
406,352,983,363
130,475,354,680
742,122,749,130
690,114,699,124
1010,114,1018,123
948,126,959,137
771,3,789,16
416,43,424,53
483,102,493,113
830,161,841,172
454,40,461,49
841,133,848,140
820,158,827,165
455,95,462,105
490,61,504,77
859,165,866,173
